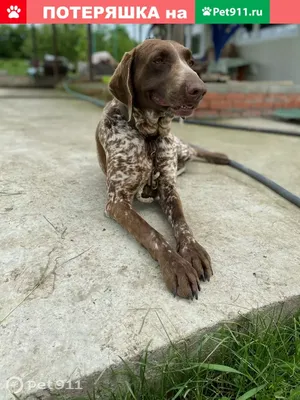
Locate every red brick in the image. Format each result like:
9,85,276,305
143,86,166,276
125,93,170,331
265,95,279,103
271,94,289,102
231,101,249,109
210,100,229,110
286,96,300,107
194,110,219,118
280,102,291,107
285,94,298,101
259,102,273,109
250,102,273,109
285,100,296,108
205,93,225,101
273,102,289,109
264,94,296,104
293,100,300,108
197,99,210,109
226,93,246,100
195,90,300,116
244,94,265,103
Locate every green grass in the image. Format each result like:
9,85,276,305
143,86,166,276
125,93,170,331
0,58,28,75
101,75,111,84
82,311,300,400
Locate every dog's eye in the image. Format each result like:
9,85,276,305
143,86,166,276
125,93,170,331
188,59,195,67
153,57,164,64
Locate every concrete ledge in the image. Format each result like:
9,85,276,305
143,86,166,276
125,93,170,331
1,89,300,399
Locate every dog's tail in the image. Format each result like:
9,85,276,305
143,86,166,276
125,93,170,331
188,143,230,165
176,137,229,166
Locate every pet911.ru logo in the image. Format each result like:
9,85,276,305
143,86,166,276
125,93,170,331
201,6,263,17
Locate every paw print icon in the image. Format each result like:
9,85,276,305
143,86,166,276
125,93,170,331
202,7,212,16
7,5,21,18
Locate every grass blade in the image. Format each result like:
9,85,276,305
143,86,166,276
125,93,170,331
237,384,267,400
200,363,243,375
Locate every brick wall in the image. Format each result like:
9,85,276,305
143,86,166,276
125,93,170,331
195,82,300,119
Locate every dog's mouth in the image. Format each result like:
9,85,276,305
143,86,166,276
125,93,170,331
150,93,198,117
171,104,195,117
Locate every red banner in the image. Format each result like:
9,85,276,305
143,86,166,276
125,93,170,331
0,0,194,23
1,0,300,24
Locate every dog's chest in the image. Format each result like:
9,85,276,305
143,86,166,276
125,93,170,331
135,136,177,203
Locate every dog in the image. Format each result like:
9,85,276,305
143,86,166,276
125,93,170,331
95,39,229,300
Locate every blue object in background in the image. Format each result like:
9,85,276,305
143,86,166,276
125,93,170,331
211,24,241,60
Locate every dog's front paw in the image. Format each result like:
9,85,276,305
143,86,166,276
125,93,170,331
177,238,213,282
159,251,201,300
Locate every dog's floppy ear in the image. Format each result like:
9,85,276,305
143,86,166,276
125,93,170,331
109,49,135,121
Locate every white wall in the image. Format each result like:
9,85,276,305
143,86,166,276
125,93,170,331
185,24,300,84
233,25,300,83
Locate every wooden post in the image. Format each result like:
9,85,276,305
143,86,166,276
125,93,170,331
31,24,38,65
166,24,172,40
87,24,94,81
172,24,185,45
51,24,59,83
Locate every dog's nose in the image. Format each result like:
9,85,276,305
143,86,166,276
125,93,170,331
186,82,207,99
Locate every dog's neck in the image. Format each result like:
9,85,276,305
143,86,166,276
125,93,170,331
132,107,174,137
115,99,174,137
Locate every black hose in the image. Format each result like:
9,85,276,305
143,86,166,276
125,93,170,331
229,160,300,208
61,79,300,209
174,117,300,138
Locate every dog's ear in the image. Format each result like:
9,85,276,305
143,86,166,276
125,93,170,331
109,49,135,121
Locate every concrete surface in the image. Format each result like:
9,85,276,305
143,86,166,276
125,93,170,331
1,89,300,399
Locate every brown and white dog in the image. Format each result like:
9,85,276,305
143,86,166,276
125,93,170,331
95,39,229,300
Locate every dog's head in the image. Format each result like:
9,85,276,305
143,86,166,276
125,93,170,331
109,39,207,120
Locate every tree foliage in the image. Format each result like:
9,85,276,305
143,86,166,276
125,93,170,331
0,24,138,62
0,25,29,58
101,25,138,61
